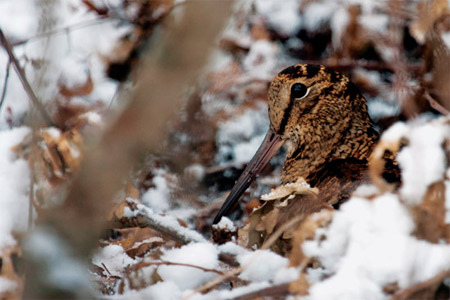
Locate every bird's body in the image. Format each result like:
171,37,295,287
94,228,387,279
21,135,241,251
213,64,398,253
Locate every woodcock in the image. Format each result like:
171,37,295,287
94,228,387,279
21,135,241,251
213,64,398,253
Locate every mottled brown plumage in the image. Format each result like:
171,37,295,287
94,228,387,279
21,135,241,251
213,64,397,252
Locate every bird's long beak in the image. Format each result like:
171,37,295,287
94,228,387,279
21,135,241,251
213,128,284,224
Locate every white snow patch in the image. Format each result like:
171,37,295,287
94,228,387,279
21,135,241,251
142,171,171,213
58,57,90,90
0,0,38,40
216,105,269,165
238,250,288,282
184,164,205,182
26,228,92,292
442,32,450,49
254,0,301,36
331,7,350,49
158,243,219,290
397,121,447,205
273,267,299,284
0,127,30,249
92,245,136,276
359,13,389,34
218,241,250,257
0,277,17,294
41,127,61,139
242,40,279,80
213,216,236,232
303,193,450,299
303,2,337,31
379,121,408,142
80,111,102,126
368,97,401,121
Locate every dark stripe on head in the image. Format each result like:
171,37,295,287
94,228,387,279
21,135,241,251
278,95,296,135
305,65,321,78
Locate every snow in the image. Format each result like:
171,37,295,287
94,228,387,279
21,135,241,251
0,127,30,248
25,228,92,293
254,0,301,36
368,97,401,121
242,40,279,80
158,243,219,290
216,104,269,164
92,245,136,276
0,1,38,41
359,14,389,34
396,120,448,205
0,277,17,294
442,32,450,49
142,171,171,213
238,250,289,282
58,56,91,90
303,2,338,31
213,216,236,232
303,191,450,299
184,164,205,182
330,7,350,49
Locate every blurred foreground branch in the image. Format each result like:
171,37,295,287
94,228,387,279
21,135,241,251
24,1,233,298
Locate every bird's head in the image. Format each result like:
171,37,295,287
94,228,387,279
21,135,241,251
267,64,370,156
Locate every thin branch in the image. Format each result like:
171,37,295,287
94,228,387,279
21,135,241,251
11,17,116,47
0,29,54,126
233,283,290,300
424,91,450,115
139,260,226,276
392,270,450,300
0,59,10,111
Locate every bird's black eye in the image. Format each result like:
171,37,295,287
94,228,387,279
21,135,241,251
291,83,308,99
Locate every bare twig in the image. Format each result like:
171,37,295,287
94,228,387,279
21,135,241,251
392,270,450,300
424,91,450,115
140,260,226,276
0,59,10,111
233,283,290,300
11,17,115,47
0,29,54,126
132,213,206,245
101,263,112,276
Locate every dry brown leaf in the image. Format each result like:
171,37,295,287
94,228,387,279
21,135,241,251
260,177,318,201
59,74,94,97
255,207,279,235
289,273,310,296
369,137,403,193
411,180,449,243
289,210,334,267
410,0,448,44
